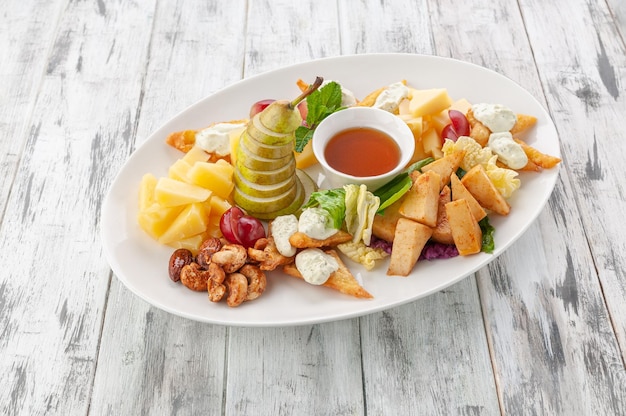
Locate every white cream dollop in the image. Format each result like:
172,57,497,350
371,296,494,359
373,82,409,113
471,103,517,133
195,122,246,155
295,248,339,285
488,132,528,169
270,214,299,257
298,208,338,240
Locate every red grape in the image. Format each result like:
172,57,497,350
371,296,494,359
219,206,266,248
237,215,266,248
249,99,275,118
441,124,459,142
448,110,470,137
220,207,244,244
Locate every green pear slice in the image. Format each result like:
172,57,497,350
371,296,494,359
234,180,299,215
234,169,296,198
239,177,305,220
240,130,293,159
235,157,296,186
248,114,296,146
236,136,294,171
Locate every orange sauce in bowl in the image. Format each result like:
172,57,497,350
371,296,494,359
323,127,401,177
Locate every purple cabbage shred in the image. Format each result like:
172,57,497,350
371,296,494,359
369,236,458,260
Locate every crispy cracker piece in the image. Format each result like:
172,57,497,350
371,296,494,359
510,114,537,136
513,138,561,169
358,86,386,107
248,237,294,271
296,78,309,92
283,249,373,299
288,230,353,249
466,108,490,147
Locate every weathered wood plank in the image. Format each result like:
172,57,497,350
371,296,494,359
340,0,501,414
0,1,157,415
361,280,501,416
0,0,66,220
426,0,626,413
89,1,248,414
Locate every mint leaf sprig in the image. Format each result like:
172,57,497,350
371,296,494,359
294,81,345,152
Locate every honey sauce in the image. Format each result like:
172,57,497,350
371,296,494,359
324,127,400,177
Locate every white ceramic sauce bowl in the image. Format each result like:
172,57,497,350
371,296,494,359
312,106,415,191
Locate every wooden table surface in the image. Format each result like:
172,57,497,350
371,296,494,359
2,0,625,415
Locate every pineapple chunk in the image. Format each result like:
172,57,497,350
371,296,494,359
155,177,212,207
182,146,210,165
138,173,158,212
158,203,210,244
409,88,453,117
214,158,235,177
137,203,184,239
166,232,207,254
209,195,232,220
187,162,234,199
295,140,318,169
168,159,194,183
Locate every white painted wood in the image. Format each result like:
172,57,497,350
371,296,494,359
0,0,156,415
0,0,66,219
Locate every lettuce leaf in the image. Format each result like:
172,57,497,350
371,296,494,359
302,188,346,229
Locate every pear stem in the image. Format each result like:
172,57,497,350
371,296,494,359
289,76,323,109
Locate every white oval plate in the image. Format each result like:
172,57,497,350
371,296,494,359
101,53,560,327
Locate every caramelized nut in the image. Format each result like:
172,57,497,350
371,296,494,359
168,249,194,282
196,237,222,269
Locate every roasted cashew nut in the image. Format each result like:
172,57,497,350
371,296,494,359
239,264,267,301
180,263,210,292
211,244,247,273
225,273,248,307
207,262,226,302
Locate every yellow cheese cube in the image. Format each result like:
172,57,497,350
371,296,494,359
158,202,209,244
154,177,212,207
422,128,444,159
182,146,210,165
295,140,318,169
168,159,194,183
214,158,235,177
408,88,453,117
137,203,184,239
187,162,234,199
138,173,158,212
449,98,472,115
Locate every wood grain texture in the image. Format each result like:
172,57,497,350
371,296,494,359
361,279,500,416
0,0,66,220
0,0,156,414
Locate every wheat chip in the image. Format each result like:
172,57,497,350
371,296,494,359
513,138,561,169
288,230,353,248
510,114,537,136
